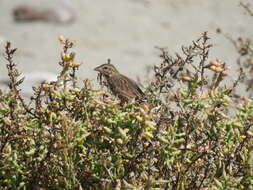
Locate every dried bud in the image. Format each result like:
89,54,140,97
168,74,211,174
116,138,123,145
144,120,156,130
209,65,223,73
154,141,161,148
58,35,66,44
99,136,104,143
232,122,242,128
136,115,143,122
186,144,194,149
241,135,246,139
71,62,83,67
3,117,12,125
42,83,52,91
246,130,253,136
140,103,149,113
221,71,228,77
210,59,224,67
144,142,149,147
181,76,192,82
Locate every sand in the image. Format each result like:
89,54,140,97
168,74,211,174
0,0,252,95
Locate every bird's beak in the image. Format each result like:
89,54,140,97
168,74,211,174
94,66,100,72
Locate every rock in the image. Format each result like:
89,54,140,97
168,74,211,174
13,0,76,24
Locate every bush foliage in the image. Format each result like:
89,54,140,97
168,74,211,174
0,31,253,189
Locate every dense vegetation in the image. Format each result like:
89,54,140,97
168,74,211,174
0,6,253,189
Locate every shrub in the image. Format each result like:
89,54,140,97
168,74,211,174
0,33,253,190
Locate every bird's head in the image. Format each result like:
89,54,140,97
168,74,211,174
94,63,119,77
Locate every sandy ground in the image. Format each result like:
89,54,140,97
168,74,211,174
0,0,252,95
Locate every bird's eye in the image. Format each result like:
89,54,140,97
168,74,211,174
104,66,108,70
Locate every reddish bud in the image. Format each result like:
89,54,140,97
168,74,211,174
58,35,66,43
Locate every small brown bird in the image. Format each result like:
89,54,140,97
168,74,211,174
94,63,144,103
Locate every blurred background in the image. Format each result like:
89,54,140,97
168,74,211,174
0,0,252,96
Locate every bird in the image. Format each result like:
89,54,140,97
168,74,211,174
94,62,144,103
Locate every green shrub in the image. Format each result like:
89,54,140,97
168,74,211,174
0,33,253,190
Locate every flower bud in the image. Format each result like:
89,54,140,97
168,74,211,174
209,65,223,73
144,120,156,130
103,127,112,134
144,142,149,147
246,130,253,136
3,117,11,125
140,103,149,113
116,138,123,145
71,62,83,67
241,135,246,139
210,59,224,67
232,122,242,128
136,115,142,122
142,131,153,139
58,35,66,44
221,71,228,77
118,127,128,139
182,76,192,82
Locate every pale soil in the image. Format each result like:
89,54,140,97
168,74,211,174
0,0,252,95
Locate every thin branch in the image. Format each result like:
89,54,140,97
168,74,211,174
240,2,253,16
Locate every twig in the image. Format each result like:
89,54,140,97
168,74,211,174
4,42,36,118
240,2,253,16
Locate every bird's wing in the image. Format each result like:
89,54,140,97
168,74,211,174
126,76,145,97
109,74,144,99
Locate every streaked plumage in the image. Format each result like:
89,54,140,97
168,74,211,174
94,63,144,103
